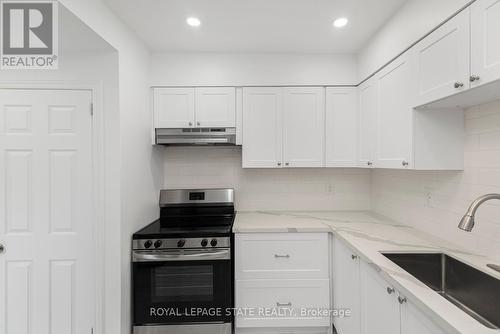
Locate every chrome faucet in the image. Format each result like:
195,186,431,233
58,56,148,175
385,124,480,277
458,194,500,274
458,194,500,232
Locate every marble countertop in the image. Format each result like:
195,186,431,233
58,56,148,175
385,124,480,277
233,210,500,334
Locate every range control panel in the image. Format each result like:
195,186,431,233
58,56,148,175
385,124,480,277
133,237,230,250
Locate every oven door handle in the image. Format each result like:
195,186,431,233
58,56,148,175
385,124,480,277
132,249,231,262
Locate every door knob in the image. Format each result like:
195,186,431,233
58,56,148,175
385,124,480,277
0,244,4,254
454,82,464,89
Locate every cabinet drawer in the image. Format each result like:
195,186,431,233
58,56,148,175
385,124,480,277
235,233,329,279
235,279,330,328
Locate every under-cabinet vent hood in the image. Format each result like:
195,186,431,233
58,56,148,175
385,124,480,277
155,128,237,146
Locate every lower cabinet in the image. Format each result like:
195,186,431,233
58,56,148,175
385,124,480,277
235,233,331,333
360,261,401,334
332,238,449,334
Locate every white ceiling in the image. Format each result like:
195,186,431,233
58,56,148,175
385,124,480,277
103,0,408,53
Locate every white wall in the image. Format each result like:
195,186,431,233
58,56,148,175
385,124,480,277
163,147,371,211
57,1,161,333
151,52,358,86
372,99,500,261
358,0,471,80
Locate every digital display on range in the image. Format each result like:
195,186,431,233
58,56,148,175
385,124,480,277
189,192,205,201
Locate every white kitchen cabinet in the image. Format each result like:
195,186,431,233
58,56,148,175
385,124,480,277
242,87,325,169
471,0,500,88
375,52,414,169
413,9,470,106
357,78,377,168
332,238,361,334
283,87,325,168
235,279,330,328
235,233,330,331
401,299,447,334
242,87,283,168
235,233,329,280
153,87,236,129
360,262,400,334
325,88,358,167
154,88,195,128
195,87,236,127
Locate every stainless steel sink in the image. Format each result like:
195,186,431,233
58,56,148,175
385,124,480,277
382,253,500,329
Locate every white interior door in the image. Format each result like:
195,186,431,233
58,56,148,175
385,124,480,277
283,87,325,168
471,0,500,87
195,87,236,128
242,87,283,168
0,89,95,334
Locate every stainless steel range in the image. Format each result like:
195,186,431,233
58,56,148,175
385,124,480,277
132,189,235,334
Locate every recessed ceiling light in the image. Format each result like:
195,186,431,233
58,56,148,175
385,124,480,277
186,17,201,27
333,17,349,28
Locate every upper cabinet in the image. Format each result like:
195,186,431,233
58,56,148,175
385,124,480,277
242,87,283,168
325,88,358,168
242,87,325,169
153,87,236,129
471,0,500,88
357,78,377,168
375,52,415,169
283,87,325,168
154,88,195,128
413,9,470,106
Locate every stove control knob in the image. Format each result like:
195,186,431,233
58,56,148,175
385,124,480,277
154,240,163,249
177,239,186,248
201,239,208,247
211,239,218,247
144,240,153,249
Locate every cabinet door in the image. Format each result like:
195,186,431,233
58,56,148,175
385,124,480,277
358,78,377,168
360,262,400,334
195,87,236,128
333,239,361,334
414,9,470,106
375,54,414,169
154,88,195,128
283,87,325,168
242,88,283,168
471,0,500,87
401,299,446,334
325,88,358,167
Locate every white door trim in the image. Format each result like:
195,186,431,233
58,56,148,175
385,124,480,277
0,80,106,334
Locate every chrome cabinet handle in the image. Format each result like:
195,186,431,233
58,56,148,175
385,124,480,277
454,82,464,89
285,162,290,166
387,287,395,295
367,161,373,166
470,75,481,82
351,254,358,260
188,122,193,126
197,122,201,126
398,296,407,304
276,302,292,307
402,161,409,167
0,244,4,254
277,162,282,167
275,254,290,259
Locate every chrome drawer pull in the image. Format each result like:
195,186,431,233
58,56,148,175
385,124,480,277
276,302,292,307
274,254,290,259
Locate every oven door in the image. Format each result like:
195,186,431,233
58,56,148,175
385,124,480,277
132,248,232,326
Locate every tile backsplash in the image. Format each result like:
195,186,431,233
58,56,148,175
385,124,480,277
372,99,500,261
163,147,371,211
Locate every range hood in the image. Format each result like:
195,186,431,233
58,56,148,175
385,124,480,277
155,128,237,146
